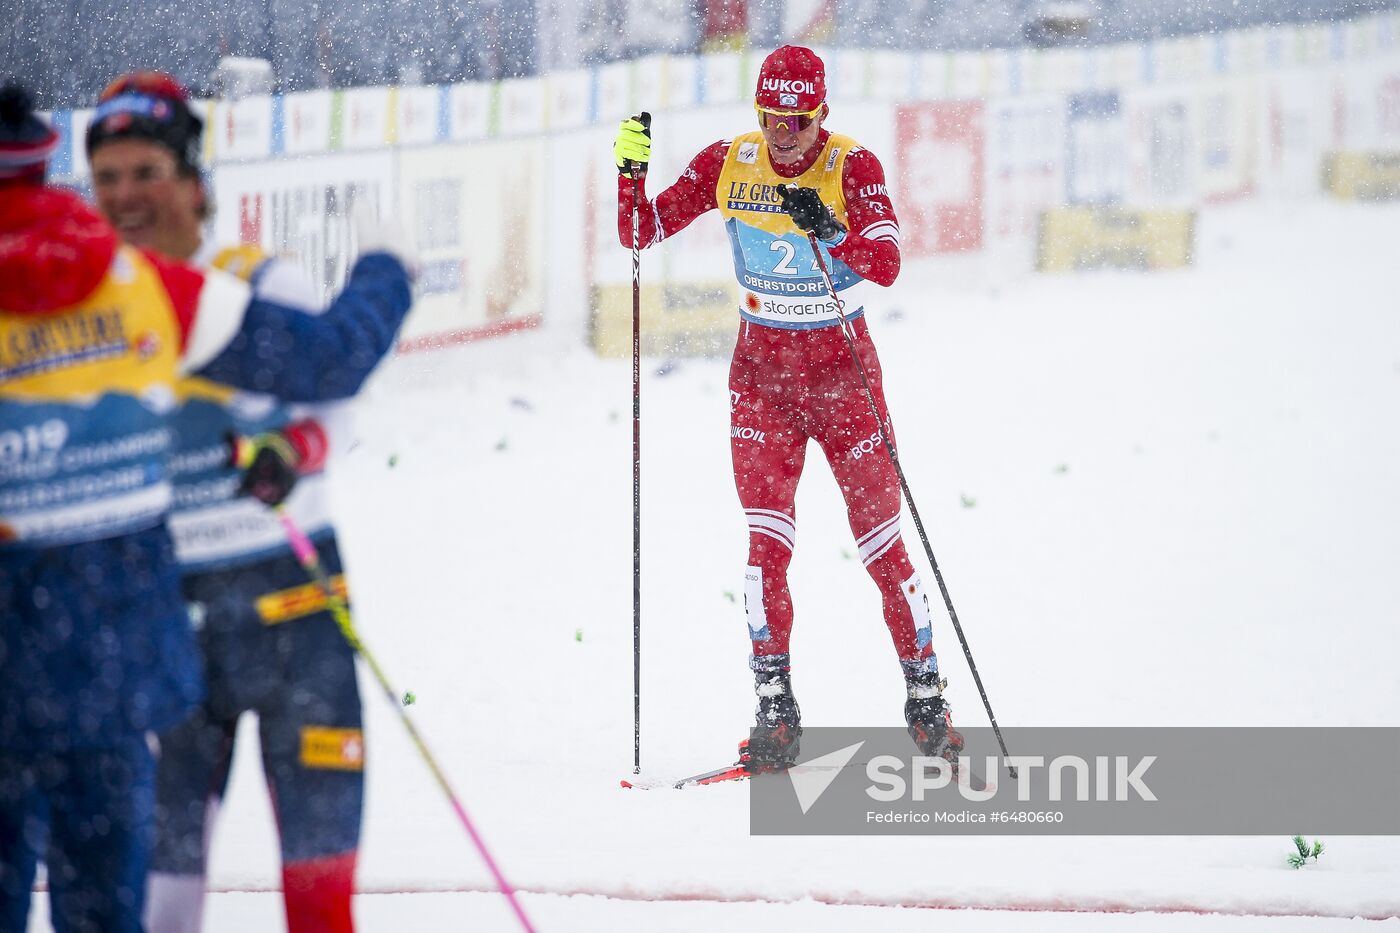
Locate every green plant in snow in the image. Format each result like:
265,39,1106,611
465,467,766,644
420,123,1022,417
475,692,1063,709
1287,835,1324,869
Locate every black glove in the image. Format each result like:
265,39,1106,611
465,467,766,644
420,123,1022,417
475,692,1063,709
229,431,301,507
778,185,844,241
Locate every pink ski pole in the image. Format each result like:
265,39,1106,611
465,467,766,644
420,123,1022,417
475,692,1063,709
277,507,537,933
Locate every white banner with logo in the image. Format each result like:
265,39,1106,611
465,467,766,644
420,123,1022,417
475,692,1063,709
394,86,443,147
661,55,700,111
868,51,912,102
341,87,392,150
548,69,591,130
595,61,633,123
210,152,395,307
1196,79,1257,202
282,90,334,155
499,77,547,137
702,53,744,106
396,141,545,346
210,96,274,162
986,95,1067,240
1123,86,1196,206
449,83,493,141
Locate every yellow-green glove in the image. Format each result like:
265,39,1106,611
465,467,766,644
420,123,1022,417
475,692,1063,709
614,112,652,177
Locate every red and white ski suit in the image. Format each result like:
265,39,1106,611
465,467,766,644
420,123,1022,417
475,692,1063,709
617,128,936,674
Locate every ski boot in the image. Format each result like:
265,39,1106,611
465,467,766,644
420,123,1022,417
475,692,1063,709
738,668,801,774
904,670,964,764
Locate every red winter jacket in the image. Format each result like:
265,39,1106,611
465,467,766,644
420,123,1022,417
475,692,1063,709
0,180,204,336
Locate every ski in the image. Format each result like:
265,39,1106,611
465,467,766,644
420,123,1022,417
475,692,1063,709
684,764,755,786
621,763,763,790
622,757,995,792
959,765,994,794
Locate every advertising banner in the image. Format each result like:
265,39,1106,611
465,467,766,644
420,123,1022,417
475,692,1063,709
1037,206,1195,272
1228,28,1271,74
590,281,739,358
986,96,1065,241
662,55,700,111
1259,70,1329,196
547,69,591,131
282,90,333,155
701,53,745,105
1378,67,1400,142
1066,91,1126,206
911,53,949,100
1152,36,1208,85
1196,81,1256,202
949,51,986,100
449,82,493,140
341,87,392,150
1038,47,1084,96
1295,24,1332,68
1323,149,1400,199
45,108,91,182
983,50,1014,98
1080,47,1109,91
499,77,546,137
631,56,667,115
595,61,633,121
210,152,395,307
42,110,74,180
71,108,94,181
394,85,444,147
1124,88,1194,205
211,96,273,162
896,100,986,255
1105,43,1145,89
868,51,912,102
829,49,869,102
1338,63,1400,149
396,141,546,347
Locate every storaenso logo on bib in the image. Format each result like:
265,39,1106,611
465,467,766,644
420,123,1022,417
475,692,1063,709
750,727,1400,835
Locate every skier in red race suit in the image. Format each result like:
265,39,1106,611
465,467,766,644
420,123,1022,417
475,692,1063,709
615,46,964,770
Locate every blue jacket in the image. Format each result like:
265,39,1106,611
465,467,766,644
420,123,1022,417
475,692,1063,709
0,183,412,750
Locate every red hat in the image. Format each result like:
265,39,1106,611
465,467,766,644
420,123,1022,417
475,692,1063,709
755,46,826,113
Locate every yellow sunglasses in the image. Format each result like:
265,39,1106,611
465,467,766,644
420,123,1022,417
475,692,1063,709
754,102,824,132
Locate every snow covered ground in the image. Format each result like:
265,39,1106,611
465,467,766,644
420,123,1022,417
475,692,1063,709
29,196,1400,930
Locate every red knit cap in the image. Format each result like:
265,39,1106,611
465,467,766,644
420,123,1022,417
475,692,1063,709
755,46,826,113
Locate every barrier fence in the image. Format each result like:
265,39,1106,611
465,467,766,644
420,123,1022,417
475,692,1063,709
46,11,1400,354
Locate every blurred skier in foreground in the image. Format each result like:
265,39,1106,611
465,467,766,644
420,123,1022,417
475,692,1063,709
84,71,391,933
0,82,413,933
613,46,962,771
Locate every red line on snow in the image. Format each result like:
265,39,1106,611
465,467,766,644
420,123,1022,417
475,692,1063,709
203,882,1399,922
395,315,541,354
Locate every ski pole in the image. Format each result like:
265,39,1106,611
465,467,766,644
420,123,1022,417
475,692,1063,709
802,231,1018,779
274,507,538,933
628,111,650,776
